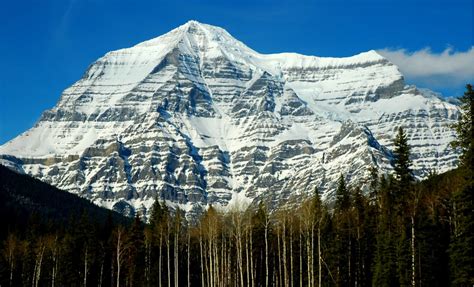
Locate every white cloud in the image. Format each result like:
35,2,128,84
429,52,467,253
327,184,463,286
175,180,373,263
377,47,474,90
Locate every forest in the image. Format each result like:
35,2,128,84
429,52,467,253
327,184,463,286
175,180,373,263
0,85,472,287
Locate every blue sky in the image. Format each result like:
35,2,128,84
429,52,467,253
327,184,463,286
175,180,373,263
0,0,472,144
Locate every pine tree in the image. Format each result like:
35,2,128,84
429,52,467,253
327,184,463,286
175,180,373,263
451,84,474,168
393,126,418,286
126,214,144,286
393,127,413,193
333,174,353,286
335,174,350,211
449,84,474,286
373,176,398,287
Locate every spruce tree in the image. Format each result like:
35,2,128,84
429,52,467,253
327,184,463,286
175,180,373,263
126,214,145,286
333,174,353,285
393,127,413,191
373,176,398,287
451,84,474,168
393,127,417,286
335,174,350,211
449,84,474,286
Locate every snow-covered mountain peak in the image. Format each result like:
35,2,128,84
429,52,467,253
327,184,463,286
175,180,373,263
0,21,460,219
134,20,257,57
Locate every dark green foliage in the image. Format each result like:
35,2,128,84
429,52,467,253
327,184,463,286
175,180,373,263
1,102,473,286
373,175,398,287
393,127,413,196
335,174,350,211
0,164,127,240
449,84,474,286
449,177,474,286
451,84,474,168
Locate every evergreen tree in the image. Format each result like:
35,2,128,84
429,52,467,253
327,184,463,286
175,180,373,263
369,166,379,205
449,84,474,286
335,174,350,211
393,127,413,190
333,175,353,285
373,175,398,287
451,84,474,168
393,127,418,286
125,214,144,286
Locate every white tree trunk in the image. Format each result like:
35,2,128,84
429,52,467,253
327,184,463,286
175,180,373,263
159,233,163,286
300,230,303,287
283,222,288,287
265,221,269,287
116,229,123,287
33,244,45,287
174,226,179,287
246,231,250,287
411,215,416,287
290,223,294,287
199,236,205,287
167,234,171,287
83,247,88,287
187,232,191,287
318,226,321,287
250,228,255,287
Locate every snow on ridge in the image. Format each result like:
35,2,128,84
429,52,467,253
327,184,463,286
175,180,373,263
0,21,461,218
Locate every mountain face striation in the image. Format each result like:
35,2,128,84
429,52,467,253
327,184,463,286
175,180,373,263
0,21,460,219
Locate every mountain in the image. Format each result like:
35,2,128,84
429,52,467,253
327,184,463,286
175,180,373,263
0,20,460,219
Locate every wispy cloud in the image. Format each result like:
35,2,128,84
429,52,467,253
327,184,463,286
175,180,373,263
377,47,474,91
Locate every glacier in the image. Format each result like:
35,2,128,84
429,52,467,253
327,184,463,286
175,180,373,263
0,20,460,219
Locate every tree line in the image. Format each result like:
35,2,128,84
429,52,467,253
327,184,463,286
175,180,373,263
0,85,472,286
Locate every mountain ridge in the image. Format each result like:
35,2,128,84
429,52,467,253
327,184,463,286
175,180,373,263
0,20,460,219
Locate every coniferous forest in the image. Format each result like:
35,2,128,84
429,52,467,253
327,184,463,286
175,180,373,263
0,85,472,286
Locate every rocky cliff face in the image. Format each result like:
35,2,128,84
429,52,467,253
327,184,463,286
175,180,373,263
0,21,459,219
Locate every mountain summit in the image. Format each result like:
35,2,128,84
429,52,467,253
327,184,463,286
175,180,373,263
0,21,459,218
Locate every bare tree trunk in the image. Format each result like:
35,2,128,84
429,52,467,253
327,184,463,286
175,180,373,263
83,247,88,287
5,234,17,287
228,235,232,286
167,233,171,287
9,253,14,287
215,235,220,287
221,233,226,286
411,215,416,287
311,227,315,287
200,235,205,287
318,226,321,287
187,232,191,287
290,222,294,287
283,221,288,287
159,233,163,286
278,230,282,287
234,213,244,287
209,239,213,287
204,241,209,287
355,226,360,287
111,254,115,287
116,229,123,287
265,219,269,287
174,225,179,287
33,244,45,287
240,231,244,287
99,257,104,287
246,231,250,287
52,249,58,287
250,228,255,287
300,229,303,287
306,231,312,287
